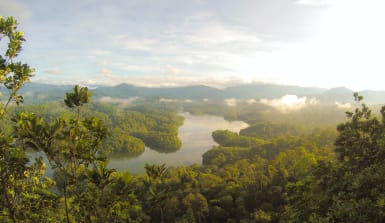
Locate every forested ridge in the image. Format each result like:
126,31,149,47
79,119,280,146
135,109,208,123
2,16,385,223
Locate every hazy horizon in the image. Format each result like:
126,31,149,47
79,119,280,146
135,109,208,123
1,0,384,91
23,80,376,93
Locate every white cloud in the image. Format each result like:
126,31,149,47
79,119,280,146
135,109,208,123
30,7,293,88
185,23,260,47
260,95,308,112
180,20,262,54
273,0,385,91
45,68,62,75
114,37,156,51
99,68,113,76
246,99,257,104
163,64,184,75
99,96,139,107
295,0,332,6
0,0,32,22
76,69,241,87
25,0,385,91
308,98,319,105
224,98,237,107
91,50,111,55
335,102,351,109
159,98,178,103
112,63,161,72
98,59,110,66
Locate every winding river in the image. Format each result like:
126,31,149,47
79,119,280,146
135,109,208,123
108,112,248,173
30,113,248,175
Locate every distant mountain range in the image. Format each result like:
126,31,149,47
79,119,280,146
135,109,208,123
16,82,385,104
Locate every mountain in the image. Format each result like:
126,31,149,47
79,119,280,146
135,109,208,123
359,90,385,104
93,83,326,100
93,84,224,100
92,84,142,98
318,87,354,102
18,83,73,103
16,82,385,105
223,83,326,99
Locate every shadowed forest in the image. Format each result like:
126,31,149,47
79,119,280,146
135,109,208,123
2,16,385,223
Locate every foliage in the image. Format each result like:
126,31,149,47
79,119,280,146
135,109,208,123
4,16,385,223
0,16,58,223
286,94,385,222
212,130,256,147
14,85,149,222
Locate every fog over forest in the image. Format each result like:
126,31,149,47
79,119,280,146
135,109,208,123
2,0,385,222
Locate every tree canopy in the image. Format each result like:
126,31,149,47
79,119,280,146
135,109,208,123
2,16,385,223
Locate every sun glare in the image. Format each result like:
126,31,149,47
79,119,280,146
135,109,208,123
292,0,385,90
281,95,301,106
240,0,385,91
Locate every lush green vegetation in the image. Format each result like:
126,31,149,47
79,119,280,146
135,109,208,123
5,99,184,157
183,99,351,127
2,16,385,223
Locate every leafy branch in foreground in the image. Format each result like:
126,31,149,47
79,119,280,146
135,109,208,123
15,85,147,222
287,94,385,222
0,16,34,117
0,16,57,223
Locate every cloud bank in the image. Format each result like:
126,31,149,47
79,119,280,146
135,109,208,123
260,95,318,112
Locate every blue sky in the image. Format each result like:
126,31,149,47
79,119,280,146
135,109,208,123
1,0,385,90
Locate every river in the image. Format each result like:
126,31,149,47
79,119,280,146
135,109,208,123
107,112,248,173
29,113,248,175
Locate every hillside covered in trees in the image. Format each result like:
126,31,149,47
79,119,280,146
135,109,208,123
2,16,385,223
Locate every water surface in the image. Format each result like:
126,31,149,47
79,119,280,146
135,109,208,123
108,113,248,173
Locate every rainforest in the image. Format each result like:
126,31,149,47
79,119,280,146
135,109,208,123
2,16,385,223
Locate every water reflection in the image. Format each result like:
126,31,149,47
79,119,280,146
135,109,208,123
108,113,248,173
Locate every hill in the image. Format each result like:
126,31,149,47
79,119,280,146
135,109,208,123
17,82,385,104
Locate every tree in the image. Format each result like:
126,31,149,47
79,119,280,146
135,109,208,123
182,192,209,223
15,85,111,222
15,85,152,222
286,94,385,222
0,16,58,223
0,16,34,115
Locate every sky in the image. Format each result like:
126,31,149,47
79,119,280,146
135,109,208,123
1,0,385,90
